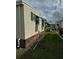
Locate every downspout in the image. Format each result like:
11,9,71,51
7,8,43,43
17,5,21,48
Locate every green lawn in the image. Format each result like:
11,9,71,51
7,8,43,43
18,31,63,59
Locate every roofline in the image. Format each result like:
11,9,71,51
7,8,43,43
16,1,33,9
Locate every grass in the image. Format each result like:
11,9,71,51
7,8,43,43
16,47,31,59
18,31,63,59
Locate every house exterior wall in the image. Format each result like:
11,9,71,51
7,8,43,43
16,1,45,48
23,3,41,39
38,18,42,32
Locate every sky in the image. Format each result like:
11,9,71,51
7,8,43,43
27,0,63,24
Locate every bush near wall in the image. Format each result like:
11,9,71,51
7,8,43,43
45,27,51,32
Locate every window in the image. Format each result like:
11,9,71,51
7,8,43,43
31,12,36,21
31,12,39,32
42,19,44,29
35,16,39,32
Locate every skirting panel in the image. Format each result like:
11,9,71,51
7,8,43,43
16,32,43,48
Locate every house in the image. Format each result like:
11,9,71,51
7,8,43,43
55,20,63,30
57,20,63,28
55,20,63,36
16,0,46,48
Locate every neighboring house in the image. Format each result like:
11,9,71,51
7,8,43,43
55,20,63,37
16,0,46,48
55,20,63,30
57,20,63,29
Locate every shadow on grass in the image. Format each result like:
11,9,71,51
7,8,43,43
19,32,63,59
